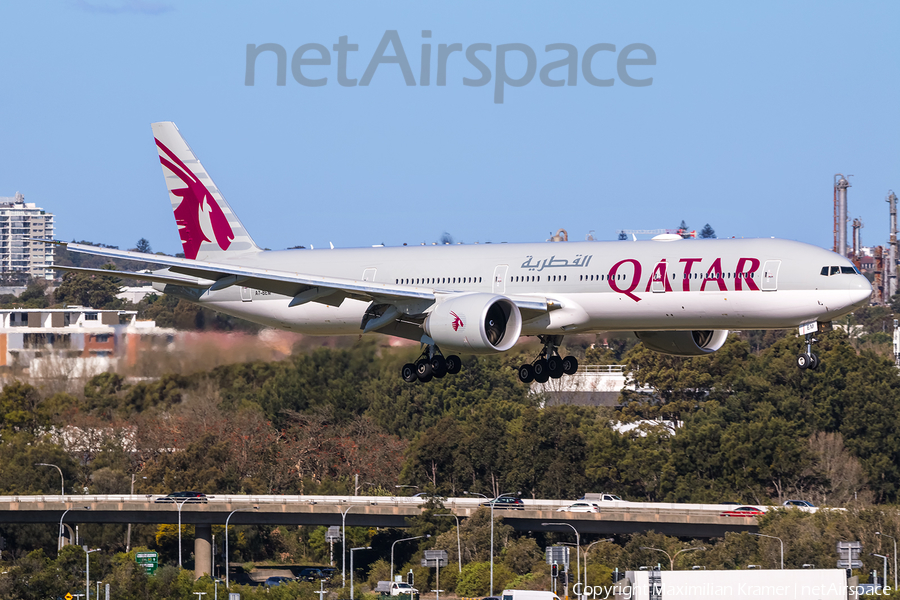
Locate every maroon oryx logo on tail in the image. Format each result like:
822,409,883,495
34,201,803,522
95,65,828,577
450,311,464,331
156,138,234,259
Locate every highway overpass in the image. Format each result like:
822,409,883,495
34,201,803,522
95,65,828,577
0,494,763,578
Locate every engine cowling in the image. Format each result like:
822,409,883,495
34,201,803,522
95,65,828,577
424,293,522,354
635,330,729,356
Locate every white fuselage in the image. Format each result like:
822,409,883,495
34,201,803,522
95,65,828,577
156,237,872,340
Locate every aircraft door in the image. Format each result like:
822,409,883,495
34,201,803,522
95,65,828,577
362,268,376,282
240,286,253,302
762,260,781,291
493,265,509,294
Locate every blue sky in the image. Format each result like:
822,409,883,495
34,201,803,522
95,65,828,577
1,1,897,255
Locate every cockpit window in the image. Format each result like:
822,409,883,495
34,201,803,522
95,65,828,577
822,265,861,276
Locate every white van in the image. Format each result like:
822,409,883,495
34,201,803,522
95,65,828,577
501,590,560,600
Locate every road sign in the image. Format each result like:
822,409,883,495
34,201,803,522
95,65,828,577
837,560,864,569
546,546,570,568
65,594,73,600
135,551,159,574
837,541,862,561
326,526,341,542
422,550,448,567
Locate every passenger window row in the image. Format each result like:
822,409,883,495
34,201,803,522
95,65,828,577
396,276,483,285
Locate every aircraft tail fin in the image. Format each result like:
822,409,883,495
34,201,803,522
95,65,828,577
151,122,261,261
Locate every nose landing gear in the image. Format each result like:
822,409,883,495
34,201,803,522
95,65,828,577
517,336,579,383
797,333,819,370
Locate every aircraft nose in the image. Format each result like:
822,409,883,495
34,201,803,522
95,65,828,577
849,276,873,308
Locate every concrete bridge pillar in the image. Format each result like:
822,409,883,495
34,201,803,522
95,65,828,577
194,524,212,580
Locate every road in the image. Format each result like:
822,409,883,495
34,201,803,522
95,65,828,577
0,494,764,537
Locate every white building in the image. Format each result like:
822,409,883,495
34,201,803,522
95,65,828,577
0,306,176,378
530,365,654,406
0,192,55,280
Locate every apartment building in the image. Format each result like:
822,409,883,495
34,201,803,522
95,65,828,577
0,192,55,280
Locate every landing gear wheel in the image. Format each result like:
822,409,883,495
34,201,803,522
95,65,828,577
797,353,810,370
533,358,550,383
402,363,418,383
445,355,462,375
808,353,819,370
430,355,447,378
518,364,535,383
416,359,433,382
547,356,564,379
562,355,579,375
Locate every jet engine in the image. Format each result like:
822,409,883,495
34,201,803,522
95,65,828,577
424,293,522,353
635,330,729,356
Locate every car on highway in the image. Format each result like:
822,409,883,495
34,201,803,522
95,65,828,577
265,576,295,587
480,497,525,510
557,502,601,513
720,506,765,517
580,493,623,502
154,491,208,504
298,567,335,582
783,499,815,508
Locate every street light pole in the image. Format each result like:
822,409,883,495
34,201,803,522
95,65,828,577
341,506,357,589
35,463,64,495
59,507,91,554
225,506,259,588
434,513,462,572
640,546,705,571
175,498,192,569
85,548,99,600
877,532,898,591
874,554,889,590
391,535,429,583
583,539,613,596
543,523,580,599
748,533,784,569
488,493,519,598
350,546,372,600
126,474,147,553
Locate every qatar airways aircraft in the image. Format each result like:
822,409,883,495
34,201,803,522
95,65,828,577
51,122,872,383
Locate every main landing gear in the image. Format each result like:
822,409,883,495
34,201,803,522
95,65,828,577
402,346,462,383
517,335,579,384
797,333,819,370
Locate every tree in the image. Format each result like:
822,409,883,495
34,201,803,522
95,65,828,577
135,238,152,254
699,223,716,239
53,268,122,309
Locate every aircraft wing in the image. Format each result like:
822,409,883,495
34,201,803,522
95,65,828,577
53,265,217,288
47,241,552,313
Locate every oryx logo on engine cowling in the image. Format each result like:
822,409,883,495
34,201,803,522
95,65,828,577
450,311,464,331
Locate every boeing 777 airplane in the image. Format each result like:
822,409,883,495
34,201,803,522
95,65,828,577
50,122,872,383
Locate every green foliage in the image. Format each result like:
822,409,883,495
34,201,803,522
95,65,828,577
3,302,900,594
53,267,124,309
456,561,516,596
